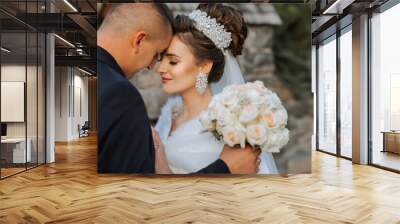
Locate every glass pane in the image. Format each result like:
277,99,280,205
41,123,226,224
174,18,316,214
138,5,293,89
38,32,45,165
27,31,38,169
1,26,27,177
340,29,352,158
371,4,400,171
317,36,337,154
1,1,46,178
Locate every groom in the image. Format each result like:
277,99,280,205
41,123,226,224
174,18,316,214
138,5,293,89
97,3,260,174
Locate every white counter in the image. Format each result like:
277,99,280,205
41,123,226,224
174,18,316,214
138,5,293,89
1,138,32,163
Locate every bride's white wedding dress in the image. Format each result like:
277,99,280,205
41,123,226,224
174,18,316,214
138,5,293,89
155,95,279,174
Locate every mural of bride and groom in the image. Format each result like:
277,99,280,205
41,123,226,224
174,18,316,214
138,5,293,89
97,3,291,174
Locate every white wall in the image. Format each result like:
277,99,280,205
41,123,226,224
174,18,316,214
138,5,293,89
54,67,89,141
55,66,69,141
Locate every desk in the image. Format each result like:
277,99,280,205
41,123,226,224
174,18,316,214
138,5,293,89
1,138,31,163
381,131,400,155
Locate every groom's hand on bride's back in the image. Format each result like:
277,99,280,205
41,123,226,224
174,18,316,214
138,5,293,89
219,145,261,174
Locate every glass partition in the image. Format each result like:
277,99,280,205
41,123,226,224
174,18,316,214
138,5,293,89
0,0,46,179
317,35,337,154
1,24,28,178
370,3,400,171
339,27,352,158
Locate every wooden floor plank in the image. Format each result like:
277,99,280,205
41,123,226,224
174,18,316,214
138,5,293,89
0,135,399,223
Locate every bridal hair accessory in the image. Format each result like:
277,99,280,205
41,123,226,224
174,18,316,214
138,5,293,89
196,71,208,94
188,10,232,50
187,10,245,95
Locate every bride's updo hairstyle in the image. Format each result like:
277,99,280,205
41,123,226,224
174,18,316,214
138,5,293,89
173,3,247,83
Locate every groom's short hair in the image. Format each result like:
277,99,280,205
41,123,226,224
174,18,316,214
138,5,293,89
100,3,174,37
151,4,174,32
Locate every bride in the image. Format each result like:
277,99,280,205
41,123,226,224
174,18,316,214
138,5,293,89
153,3,278,174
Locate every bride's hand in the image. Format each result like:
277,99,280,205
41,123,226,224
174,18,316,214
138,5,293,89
151,127,172,174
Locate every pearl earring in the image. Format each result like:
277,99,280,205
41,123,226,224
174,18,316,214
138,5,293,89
195,72,208,94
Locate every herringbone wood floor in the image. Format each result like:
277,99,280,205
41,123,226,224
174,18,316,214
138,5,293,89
0,135,399,224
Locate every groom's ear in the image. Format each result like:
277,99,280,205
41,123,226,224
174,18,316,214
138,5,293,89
130,31,147,54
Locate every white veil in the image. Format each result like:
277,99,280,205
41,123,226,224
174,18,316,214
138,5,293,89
210,50,245,95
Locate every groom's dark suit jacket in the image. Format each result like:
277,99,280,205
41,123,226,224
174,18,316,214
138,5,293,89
97,46,230,174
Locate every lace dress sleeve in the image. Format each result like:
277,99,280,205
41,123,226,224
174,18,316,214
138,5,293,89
155,95,182,141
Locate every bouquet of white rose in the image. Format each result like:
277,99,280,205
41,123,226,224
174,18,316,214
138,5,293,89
199,81,289,153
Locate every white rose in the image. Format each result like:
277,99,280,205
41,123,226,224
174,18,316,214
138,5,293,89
215,102,226,118
210,109,217,121
234,120,247,133
279,128,290,147
251,95,265,106
266,92,282,109
218,110,235,127
199,111,215,131
208,105,218,121
222,126,245,147
254,80,264,88
221,93,240,111
259,108,287,129
246,88,261,101
236,84,248,92
259,112,275,128
234,122,247,149
239,104,259,123
246,124,267,147
262,128,289,153
253,81,269,95
274,108,288,128
222,95,236,107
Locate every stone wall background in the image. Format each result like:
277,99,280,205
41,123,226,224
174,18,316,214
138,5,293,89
130,3,312,174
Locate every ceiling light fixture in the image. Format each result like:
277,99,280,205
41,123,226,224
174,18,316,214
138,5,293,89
63,0,78,12
78,67,92,76
1,47,11,53
54,34,75,48
322,0,354,15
